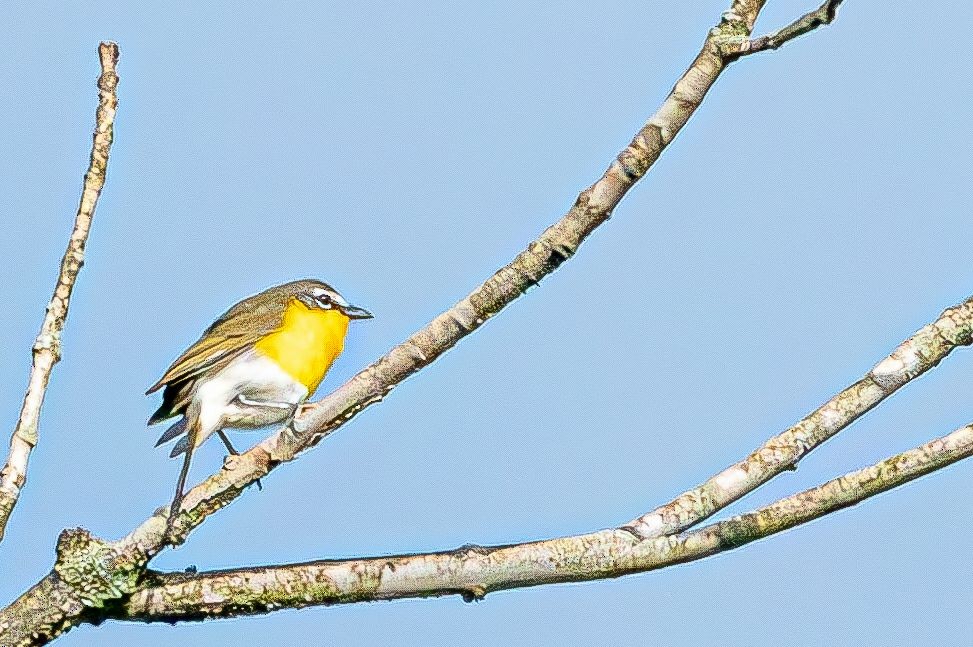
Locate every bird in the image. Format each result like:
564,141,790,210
146,279,372,542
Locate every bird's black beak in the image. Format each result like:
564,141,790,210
340,304,373,320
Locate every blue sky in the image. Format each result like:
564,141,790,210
1,2,972,645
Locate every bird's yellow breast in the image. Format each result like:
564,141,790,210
253,298,350,393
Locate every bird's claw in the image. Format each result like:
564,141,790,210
221,453,263,489
297,402,315,417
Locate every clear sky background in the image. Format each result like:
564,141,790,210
1,2,971,645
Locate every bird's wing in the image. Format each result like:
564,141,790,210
145,291,292,394
144,333,254,395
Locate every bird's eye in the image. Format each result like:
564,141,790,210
316,294,333,308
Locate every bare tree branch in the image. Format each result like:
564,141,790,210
625,295,973,538
719,0,844,60
0,42,119,543
115,420,973,622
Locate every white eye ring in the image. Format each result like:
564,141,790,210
311,287,349,308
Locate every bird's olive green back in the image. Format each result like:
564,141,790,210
146,280,331,395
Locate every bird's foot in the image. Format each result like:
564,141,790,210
221,453,263,490
297,402,315,417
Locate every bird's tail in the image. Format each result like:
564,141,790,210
154,417,187,450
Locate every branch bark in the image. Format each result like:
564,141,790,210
115,420,973,622
0,41,119,543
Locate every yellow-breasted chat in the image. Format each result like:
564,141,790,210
147,279,372,541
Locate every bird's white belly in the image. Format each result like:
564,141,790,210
193,350,309,442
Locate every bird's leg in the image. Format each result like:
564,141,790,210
216,430,237,454
236,395,295,410
166,441,193,546
164,416,203,546
217,430,262,490
295,402,315,417
278,402,311,436
234,392,307,433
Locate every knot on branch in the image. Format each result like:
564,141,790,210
710,16,750,60
98,70,120,93
54,528,145,607
936,301,973,346
32,331,61,356
712,10,748,36
460,585,487,603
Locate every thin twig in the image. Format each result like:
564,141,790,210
722,0,844,60
0,42,119,543
117,420,973,622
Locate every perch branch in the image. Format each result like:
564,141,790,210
0,41,119,543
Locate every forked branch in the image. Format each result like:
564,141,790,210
720,0,844,60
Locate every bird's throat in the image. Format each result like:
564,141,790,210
254,298,350,393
